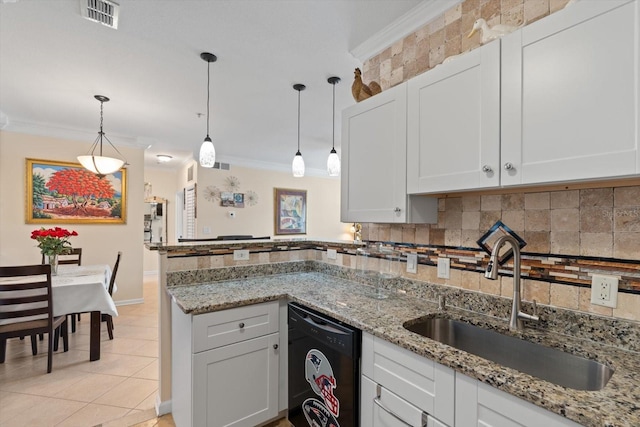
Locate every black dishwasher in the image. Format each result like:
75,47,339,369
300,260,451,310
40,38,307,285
288,302,361,427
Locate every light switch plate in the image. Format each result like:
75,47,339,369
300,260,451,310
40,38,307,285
406,253,417,274
437,257,450,279
233,250,249,261
590,274,618,308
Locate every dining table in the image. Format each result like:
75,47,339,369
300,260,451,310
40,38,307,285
53,264,118,361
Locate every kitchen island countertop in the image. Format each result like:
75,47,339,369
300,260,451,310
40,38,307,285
167,271,640,427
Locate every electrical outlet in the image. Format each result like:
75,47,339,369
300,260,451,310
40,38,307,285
406,253,418,274
327,249,337,260
437,257,450,279
203,226,211,235
233,250,250,261
590,274,618,308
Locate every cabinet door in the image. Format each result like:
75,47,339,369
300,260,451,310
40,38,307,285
455,374,582,427
502,0,639,186
362,333,455,426
341,83,409,223
193,333,279,427
407,40,500,194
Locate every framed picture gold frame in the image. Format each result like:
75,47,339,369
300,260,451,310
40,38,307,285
26,158,127,224
274,188,306,235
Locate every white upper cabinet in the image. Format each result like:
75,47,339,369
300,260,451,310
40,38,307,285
501,0,639,186
407,40,500,194
341,82,437,223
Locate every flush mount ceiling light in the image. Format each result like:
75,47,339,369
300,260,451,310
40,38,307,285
156,154,173,163
78,95,127,178
292,83,306,178
327,76,341,177
199,52,217,168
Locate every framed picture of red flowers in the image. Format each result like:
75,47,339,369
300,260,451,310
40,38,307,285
26,158,127,224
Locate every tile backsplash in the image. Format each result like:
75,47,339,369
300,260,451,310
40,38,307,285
360,185,640,322
362,0,573,89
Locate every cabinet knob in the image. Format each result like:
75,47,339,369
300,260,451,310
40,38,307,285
238,322,245,329
482,165,493,173
273,344,279,350
504,162,514,171
394,207,402,213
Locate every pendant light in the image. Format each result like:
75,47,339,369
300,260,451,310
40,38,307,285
78,95,127,178
292,83,306,178
327,76,341,176
199,52,217,168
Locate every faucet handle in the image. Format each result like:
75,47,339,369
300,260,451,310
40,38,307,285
438,295,446,311
532,299,538,317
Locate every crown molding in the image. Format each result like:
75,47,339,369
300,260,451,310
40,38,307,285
350,0,462,62
2,119,148,149
218,155,339,179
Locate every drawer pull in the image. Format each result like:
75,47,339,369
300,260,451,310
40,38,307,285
238,322,245,329
374,397,423,427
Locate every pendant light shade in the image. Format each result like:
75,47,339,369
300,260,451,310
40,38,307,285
292,83,306,177
327,76,341,176
199,52,217,168
78,95,127,178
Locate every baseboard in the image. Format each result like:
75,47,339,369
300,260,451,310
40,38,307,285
114,298,144,306
156,395,171,416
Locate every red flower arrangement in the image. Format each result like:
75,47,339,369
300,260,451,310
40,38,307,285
31,227,78,256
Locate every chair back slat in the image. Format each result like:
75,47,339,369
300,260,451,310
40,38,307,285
0,264,53,335
107,251,122,297
41,248,82,266
0,306,49,320
0,293,48,306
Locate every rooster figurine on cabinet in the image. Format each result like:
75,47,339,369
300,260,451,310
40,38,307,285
351,68,382,102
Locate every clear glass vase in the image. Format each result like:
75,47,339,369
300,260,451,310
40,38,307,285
46,253,59,276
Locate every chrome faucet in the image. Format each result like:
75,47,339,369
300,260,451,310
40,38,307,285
484,234,539,331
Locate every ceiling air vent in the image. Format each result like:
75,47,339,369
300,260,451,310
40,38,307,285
81,0,119,29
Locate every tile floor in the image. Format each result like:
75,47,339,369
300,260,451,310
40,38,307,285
0,275,160,427
1,275,293,427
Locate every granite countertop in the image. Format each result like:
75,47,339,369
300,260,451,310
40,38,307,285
167,272,640,427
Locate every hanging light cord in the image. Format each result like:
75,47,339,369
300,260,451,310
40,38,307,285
331,81,336,150
92,98,127,164
206,59,211,139
297,88,301,153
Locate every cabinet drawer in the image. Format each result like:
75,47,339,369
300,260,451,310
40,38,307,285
362,333,455,426
193,301,279,353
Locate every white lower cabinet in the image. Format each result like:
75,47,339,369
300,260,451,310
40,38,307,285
172,300,284,427
193,333,279,427
455,373,582,427
361,333,454,427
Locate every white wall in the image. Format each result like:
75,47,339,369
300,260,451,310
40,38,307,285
143,167,179,273
195,164,351,240
0,130,145,303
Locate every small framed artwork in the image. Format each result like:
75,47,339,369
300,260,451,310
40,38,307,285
477,220,526,265
221,192,235,207
26,158,127,224
233,193,245,208
274,188,306,235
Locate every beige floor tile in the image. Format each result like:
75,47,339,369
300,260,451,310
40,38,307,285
132,360,159,381
56,372,127,402
55,403,131,427
73,352,156,377
2,395,87,426
0,391,49,423
94,377,158,409
108,325,158,341
128,341,159,358
0,367,87,396
135,389,159,411
100,337,150,356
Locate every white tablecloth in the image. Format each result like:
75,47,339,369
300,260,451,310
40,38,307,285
54,264,118,317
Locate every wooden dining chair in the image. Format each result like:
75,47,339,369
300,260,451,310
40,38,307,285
102,251,122,340
41,248,83,333
0,264,68,373
41,247,82,266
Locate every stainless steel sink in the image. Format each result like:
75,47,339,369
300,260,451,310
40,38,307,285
404,317,614,391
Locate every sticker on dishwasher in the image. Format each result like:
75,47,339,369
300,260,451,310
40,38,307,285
302,398,340,427
305,349,339,417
